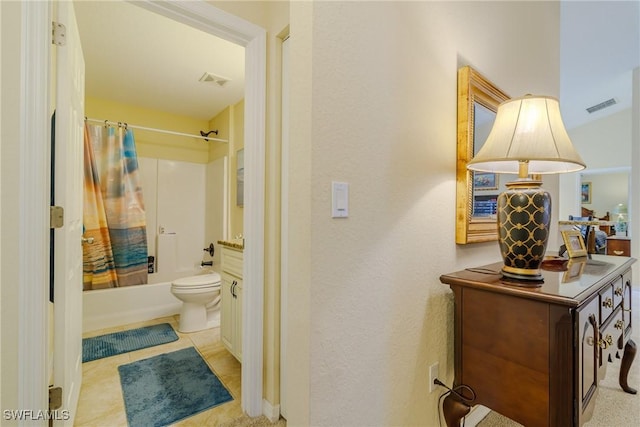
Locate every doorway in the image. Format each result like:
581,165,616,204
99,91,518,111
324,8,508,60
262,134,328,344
78,0,267,416
16,0,266,419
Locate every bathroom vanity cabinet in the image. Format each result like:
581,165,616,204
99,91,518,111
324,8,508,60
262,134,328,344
219,243,243,362
439,255,636,427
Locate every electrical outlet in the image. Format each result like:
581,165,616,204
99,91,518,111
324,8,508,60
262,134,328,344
429,362,439,393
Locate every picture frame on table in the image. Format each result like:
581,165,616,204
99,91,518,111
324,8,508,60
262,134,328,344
561,229,588,258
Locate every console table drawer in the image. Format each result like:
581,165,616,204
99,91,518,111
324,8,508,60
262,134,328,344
599,285,615,323
607,237,631,257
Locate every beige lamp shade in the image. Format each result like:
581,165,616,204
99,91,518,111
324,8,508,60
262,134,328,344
468,95,586,174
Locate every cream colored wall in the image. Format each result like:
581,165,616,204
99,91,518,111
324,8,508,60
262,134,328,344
0,0,21,416
0,0,3,410
288,1,561,425
559,109,633,221
581,172,629,218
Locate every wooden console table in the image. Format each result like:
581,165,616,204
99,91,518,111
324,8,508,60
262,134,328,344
440,255,636,427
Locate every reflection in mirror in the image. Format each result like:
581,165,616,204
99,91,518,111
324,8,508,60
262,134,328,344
471,103,497,218
470,103,519,219
456,66,510,244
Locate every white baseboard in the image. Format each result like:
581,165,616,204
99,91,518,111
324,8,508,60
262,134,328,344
464,405,491,427
262,399,280,423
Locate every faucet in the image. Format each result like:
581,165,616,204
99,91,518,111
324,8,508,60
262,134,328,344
201,260,213,267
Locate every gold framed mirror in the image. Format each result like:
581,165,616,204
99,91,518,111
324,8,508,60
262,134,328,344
455,66,511,244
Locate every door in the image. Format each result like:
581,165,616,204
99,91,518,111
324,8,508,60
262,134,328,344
52,1,85,424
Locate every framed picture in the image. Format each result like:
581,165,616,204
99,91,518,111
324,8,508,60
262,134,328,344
562,259,586,283
473,172,498,191
561,230,588,258
236,148,244,207
581,182,591,204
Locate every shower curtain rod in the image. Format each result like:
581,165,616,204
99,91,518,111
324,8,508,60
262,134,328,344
85,118,228,143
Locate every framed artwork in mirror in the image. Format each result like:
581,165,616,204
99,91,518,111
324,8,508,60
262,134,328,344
455,66,510,244
473,172,498,191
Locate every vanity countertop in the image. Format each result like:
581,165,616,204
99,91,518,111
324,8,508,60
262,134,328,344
217,239,244,250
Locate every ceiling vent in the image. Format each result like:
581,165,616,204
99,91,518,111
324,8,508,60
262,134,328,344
586,98,617,114
198,72,230,87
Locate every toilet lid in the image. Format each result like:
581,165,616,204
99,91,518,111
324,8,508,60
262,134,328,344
172,272,221,288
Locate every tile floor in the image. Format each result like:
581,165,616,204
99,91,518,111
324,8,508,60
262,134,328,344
75,315,243,426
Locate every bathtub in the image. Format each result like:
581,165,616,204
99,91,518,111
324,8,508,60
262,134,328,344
82,267,220,333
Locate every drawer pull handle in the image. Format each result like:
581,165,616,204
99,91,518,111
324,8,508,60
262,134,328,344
598,334,613,349
602,297,613,308
614,250,624,255
615,320,625,330
615,287,624,296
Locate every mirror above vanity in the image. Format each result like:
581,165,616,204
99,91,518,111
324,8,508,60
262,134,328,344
455,66,511,244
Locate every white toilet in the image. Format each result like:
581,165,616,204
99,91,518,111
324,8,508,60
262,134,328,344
170,272,222,333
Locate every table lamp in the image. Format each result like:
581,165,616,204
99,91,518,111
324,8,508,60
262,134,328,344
468,95,585,282
613,203,628,236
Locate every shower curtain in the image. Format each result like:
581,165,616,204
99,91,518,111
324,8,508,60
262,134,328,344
83,122,148,290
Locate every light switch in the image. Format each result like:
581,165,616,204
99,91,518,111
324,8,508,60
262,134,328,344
332,181,349,218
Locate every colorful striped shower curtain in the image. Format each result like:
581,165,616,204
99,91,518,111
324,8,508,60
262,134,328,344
83,123,148,290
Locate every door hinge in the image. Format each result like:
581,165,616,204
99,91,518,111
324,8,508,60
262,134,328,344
52,21,66,46
50,206,64,229
49,386,63,410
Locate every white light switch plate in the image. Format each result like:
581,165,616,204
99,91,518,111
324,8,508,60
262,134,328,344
332,181,349,218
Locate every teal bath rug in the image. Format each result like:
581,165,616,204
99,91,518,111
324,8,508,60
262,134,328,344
82,323,178,363
118,347,233,427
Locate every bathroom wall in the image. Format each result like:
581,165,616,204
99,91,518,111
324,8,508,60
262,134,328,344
86,96,211,164
209,99,245,238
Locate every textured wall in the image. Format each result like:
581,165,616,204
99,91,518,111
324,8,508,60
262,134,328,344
287,1,561,425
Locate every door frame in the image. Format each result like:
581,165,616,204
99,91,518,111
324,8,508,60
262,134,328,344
20,0,267,419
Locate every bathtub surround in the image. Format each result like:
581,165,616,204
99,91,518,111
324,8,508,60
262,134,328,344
118,346,233,426
83,122,148,290
82,323,178,363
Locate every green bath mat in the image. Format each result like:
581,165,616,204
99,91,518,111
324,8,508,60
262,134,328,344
82,323,178,362
118,347,233,426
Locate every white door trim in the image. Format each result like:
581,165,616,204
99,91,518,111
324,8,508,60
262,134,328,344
279,35,290,419
19,0,51,419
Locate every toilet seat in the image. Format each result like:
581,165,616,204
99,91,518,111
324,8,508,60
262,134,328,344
172,272,221,289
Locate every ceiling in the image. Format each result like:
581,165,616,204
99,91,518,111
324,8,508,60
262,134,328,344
74,1,638,128
560,1,639,130
74,0,245,121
